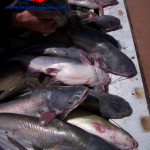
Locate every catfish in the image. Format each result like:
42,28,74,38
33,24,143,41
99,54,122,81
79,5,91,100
0,83,89,126
0,114,118,150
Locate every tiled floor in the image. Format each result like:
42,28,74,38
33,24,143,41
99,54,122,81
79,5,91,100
124,0,150,113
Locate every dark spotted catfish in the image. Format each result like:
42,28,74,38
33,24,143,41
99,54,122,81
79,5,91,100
0,84,89,126
0,114,118,150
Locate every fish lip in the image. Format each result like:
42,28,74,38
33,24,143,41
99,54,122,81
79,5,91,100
78,87,89,104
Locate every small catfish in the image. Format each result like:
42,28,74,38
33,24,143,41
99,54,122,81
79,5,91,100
0,82,89,126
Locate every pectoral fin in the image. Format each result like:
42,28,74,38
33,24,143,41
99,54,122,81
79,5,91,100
38,110,57,126
80,54,92,67
46,68,60,75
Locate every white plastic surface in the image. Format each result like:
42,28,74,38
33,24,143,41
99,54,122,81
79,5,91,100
103,0,150,149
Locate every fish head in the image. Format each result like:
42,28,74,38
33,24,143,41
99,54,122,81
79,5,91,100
48,86,89,114
100,15,121,32
99,93,131,118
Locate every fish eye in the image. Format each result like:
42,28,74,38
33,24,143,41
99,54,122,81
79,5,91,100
68,99,73,105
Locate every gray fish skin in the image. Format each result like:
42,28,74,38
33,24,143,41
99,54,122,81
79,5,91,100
24,44,88,62
0,63,26,92
80,90,131,119
0,114,118,150
80,15,121,32
69,30,137,77
10,55,109,91
0,75,51,102
0,86,88,126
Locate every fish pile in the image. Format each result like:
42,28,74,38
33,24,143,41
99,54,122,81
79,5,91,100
0,0,139,149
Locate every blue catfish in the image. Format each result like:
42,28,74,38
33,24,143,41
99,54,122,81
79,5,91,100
0,83,89,126
10,55,109,91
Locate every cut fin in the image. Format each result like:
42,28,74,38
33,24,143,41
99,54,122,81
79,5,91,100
88,11,98,18
49,77,58,84
6,135,27,150
38,110,57,126
32,144,43,150
46,68,60,75
80,54,91,67
24,81,37,91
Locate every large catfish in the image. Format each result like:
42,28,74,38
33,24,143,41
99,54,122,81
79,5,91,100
68,30,137,77
0,83,89,126
10,55,109,91
0,114,118,150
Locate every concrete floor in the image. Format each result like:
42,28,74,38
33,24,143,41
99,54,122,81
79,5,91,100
124,0,150,113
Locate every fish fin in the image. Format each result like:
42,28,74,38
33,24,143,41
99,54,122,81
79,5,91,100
24,80,37,91
6,135,28,150
98,5,103,15
32,144,43,150
38,110,57,126
80,54,91,67
49,77,58,84
46,68,60,75
94,59,100,67
88,11,98,18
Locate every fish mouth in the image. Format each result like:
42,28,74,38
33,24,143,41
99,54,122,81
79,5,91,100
78,87,89,104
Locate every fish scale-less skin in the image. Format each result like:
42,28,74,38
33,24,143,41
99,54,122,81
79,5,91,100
0,114,118,150
66,109,138,150
11,55,109,89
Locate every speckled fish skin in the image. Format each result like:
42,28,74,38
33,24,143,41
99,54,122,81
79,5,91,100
10,55,109,91
68,0,117,8
0,114,118,150
79,90,131,119
80,15,121,32
69,30,137,77
0,86,89,124
66,109,138,150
